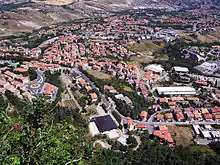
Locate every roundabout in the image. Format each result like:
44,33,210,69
30,83,41,89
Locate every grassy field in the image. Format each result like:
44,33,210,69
130,55,168,64
86,70,113,80
62,100,77,109
168,125,193,147
123,86,134,92
128,41,164,53
184,31,220,43
60,91,70,100
196,32,220,43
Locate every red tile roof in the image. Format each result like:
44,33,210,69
79,80,87,86
210,107,220,114
170,96,184,101
14,67,28,73
127,119,133,125
44,83,53,95
12,81,24,88
159,125,168,131
214,114,220,120
168,102,177,106
153,130,173,143
204,113,213,120
140,111,148,118
165,113,173,119
156,114,164,119
90,93,97,100
187,97,199,101
193,111,202,119
135,123,147,129
159,98,167,103
176,113,184,120
4,71,16,78
195,80,208,86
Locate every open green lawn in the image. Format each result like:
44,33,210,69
86,70,113,80
128,41,164,53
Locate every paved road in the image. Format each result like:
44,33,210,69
72,69,126,119
193,23,198,32
137,121,220,126
28,69,45,94
133,135,141,150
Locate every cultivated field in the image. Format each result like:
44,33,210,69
168,125,193,147
86,70,113,80
62,100,76,109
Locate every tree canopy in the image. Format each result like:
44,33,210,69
0,97,93,164
0,97,220,164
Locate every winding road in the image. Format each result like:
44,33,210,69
68,68,220,133
28,69,45,94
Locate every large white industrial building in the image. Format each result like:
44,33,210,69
156,86,196,96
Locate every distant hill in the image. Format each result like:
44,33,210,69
0,0,30,5
0,0,219,36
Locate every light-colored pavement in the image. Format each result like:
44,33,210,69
96,103,106,115
133,135,141,150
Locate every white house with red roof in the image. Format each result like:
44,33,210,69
90,92,98,103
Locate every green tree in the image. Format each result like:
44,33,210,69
127,135,138,149
0,97,93,164
28,68,37,81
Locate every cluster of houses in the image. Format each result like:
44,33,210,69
72,70,98,103
0,68,31,100
197,20,220,31
0,9,220,148
161,17,195,25
0,44,41,59
0,61,59,102
151,83,220,123
155,106,220,123
0,12,182,64
159,8,220,32
137,28,180,43
41,35,134,63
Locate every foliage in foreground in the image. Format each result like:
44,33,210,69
0,97,92,164
0,97,220,165
90,133,220,165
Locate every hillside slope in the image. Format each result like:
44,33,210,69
0,0,219,36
